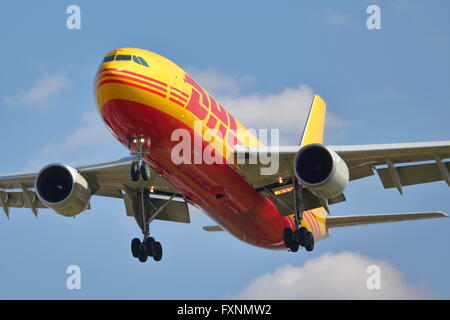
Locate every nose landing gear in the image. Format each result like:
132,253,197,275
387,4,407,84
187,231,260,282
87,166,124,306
129,136,150,182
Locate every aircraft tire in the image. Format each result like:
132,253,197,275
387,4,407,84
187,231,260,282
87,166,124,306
145,237,156,257
138,253,148,263
153,242,163,261
131,238,141,258
283,228,293,248
296,227,308,247
305,232,314,252
140,162,150,181
290,243,300,252
138,243,148,262
131,162,140,182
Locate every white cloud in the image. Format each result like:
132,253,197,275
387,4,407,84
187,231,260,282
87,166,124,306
234,251,430,299
325,9,351,26
186,66,251,97
220,85,315,143
24,111,118,170
4,73,71,107
187,68,348,144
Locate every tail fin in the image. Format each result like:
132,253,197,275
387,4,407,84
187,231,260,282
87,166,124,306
300,95,326,146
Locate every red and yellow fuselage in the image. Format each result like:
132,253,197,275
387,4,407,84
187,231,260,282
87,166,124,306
94,48,327,249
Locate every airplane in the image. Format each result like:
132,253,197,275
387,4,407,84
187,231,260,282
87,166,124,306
0,47,449,263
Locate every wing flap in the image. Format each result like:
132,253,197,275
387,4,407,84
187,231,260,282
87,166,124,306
377,161,450,189
203,225,224,232
329,141,450,167
153,199,190,224
326,211,448,228
0,190,47,209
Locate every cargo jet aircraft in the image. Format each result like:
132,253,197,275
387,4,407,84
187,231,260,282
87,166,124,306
0,48,448,262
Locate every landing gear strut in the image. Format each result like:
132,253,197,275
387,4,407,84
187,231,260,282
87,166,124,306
283,179,315,252
129,136,150,182
128,188,177,263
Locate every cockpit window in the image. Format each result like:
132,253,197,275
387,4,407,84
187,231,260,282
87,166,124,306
133,55,141,65
115,54,131,61
102,55,115,62
138,57,149,67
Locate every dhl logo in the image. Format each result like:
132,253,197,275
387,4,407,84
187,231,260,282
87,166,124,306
95,68,260,158
183,74,245,152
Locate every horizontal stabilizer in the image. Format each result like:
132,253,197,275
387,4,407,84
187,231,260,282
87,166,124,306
326,211,447,228
203,225,224,232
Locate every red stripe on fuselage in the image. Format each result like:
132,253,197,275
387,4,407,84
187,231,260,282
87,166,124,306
97,72,167,93
170,91,188,102
97,79,166,98
308,210,322,238
171,86,189,98
303,211,318,240
97,68,168,87
169,97,185,107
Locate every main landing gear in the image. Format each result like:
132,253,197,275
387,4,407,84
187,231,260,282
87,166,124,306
130,188,170,263
126,136,169,263
283,179,315,252
129,136,151,182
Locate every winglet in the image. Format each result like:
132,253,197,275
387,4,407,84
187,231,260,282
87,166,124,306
300,95,327,146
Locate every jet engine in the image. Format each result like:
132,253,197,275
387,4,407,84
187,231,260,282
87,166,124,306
35,164,91,217
293,144,349,199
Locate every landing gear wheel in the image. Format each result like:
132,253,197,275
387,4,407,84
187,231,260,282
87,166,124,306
283,228,293,248
153,241,163,261
138,250,148,263
131,162,140,182
290,243,300,253
144,237,156,257
138,242,148,262
140,162,150,181
131,238,141,258
296,227,308,247
305,232,314,252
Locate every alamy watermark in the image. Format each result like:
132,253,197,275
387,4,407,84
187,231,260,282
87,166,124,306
170,121,280,176
66,5,81,30
367,5,381,30
366,264,382,290
66,265,81,290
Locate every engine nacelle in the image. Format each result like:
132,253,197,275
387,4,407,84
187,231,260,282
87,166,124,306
35,164,91,217
294,144,349,199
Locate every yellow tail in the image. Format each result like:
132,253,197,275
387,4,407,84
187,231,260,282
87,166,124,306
300,95,326,146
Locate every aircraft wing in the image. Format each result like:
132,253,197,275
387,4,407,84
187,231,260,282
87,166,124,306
0,157,189,223
233,141,450,213
326,211,448,228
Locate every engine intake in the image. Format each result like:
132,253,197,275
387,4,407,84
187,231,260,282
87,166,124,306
35,164,91,217
294,144,349,199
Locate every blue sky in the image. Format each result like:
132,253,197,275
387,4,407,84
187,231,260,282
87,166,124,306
0,0,449,299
